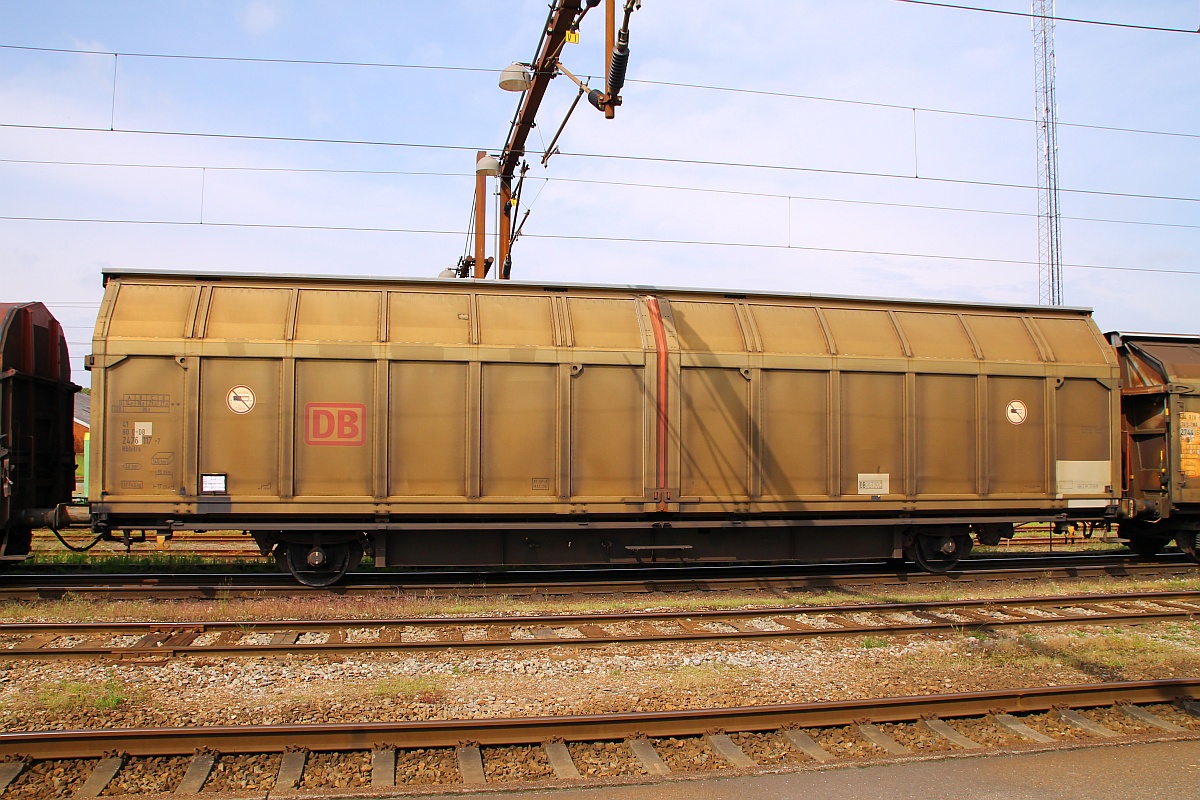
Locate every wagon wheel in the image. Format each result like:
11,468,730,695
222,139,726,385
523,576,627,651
1126,536,1168,558
0,528,33,572
277,541,362,587
1176,531,1200,564
905,533,972,574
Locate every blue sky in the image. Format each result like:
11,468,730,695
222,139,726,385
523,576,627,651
1,1,1197,384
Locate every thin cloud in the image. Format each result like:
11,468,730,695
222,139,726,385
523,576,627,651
241,1,284,36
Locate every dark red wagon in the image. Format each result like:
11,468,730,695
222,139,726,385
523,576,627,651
0,302,78,566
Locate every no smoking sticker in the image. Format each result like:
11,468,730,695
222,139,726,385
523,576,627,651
1006,399,1028,425
227,385,256,414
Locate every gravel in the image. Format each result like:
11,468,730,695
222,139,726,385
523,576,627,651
99,756,188,796
949,716,1027,748
4,759,94,799
201,753,279,793
1141,703,1200,730
653,736,723,772
46,636,88,649
0,620,1196,733
567,741,645,777
729,731,805,765
0,585,1197,794
1019,711,1094,741
1081,706,1154,735
481,744,554,782
393,747,458,785
877,721,955,752
299,751,371,789
809,725,885,760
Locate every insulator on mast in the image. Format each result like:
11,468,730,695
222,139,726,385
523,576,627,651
607,33,630,96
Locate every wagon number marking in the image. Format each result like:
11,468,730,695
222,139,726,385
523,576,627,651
227,385,256,414
1006,399,1028,425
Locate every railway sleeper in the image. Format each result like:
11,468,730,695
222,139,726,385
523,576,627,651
3,702,1196,795
4,588,1200,659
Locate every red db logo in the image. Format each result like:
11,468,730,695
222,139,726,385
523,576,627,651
304,403,366,446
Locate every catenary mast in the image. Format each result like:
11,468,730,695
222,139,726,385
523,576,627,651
1033,0,1063,305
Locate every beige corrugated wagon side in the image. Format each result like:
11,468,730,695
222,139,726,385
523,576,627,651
86,270,1123,584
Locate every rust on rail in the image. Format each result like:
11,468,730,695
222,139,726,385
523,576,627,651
0,679,1195,760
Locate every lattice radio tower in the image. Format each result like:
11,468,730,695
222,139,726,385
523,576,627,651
1033,0,1064,305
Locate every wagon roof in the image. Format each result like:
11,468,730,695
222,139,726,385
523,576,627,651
1111,331,1200,385
101,269,1097,317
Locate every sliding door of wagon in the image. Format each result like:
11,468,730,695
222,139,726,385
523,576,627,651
99,281,197,503
915,374,977,497
679,367,750,501
198,358,282,498
388,361,467,498
385,289,473,500
293,359,374,498
671,301,752,507
1055,378,1114,502
565,364,644,500
100,356,186,501
567,297,645,502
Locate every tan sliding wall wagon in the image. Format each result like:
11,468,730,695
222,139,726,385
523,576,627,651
86,270,1122,584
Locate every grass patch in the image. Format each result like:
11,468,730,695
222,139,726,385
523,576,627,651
1154,622,1200,644
955,624,1200,680
28,551,272,573
860,635,889,649
37,673,128,710
971,636,1057,669
374,676,445,703
1034,629,1200,676
667,663,760,690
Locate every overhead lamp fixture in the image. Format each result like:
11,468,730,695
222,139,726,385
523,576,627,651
476,154,500,176
498,62,532,92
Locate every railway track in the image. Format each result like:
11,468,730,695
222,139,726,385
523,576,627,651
2,589,1196,661
0,679,1196,795
3,552,1196,601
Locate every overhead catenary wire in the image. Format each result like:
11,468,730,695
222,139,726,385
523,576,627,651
7,155,1194,232
627,78,1200,141
551,148,1200,205
2,23,1193,292
3,123,1196,206
893,0,1200,34
0,43,502,74
2,213,1197,279
1,42,1196,140
0,121,490,154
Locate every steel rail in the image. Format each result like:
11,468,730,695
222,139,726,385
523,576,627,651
2,553,1194,601
2,590,1195,660
1,587,1195,631
1,678,1196,760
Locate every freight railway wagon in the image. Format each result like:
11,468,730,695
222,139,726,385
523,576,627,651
0,302,78,566
1109,332,1200,559
79,270,1145,585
